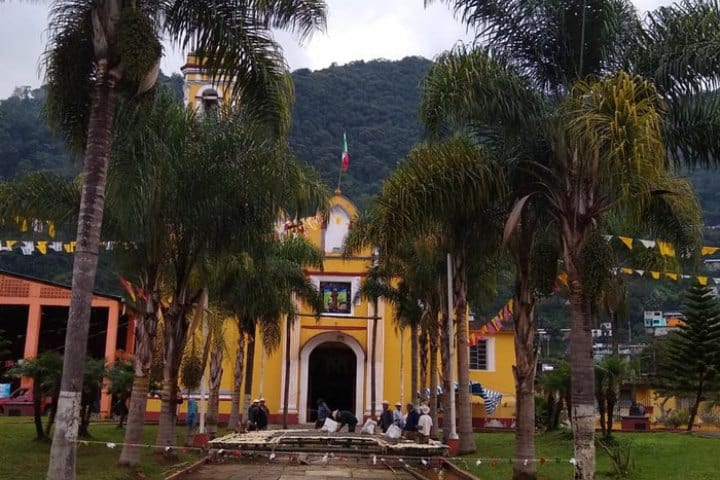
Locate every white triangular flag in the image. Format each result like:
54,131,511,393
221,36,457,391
635,270,645,277
20,241,34,255
0,242,12,252
602,235,613,242
714,278,720,285
639,239,656,248
48,242,63,252
681,275,691,280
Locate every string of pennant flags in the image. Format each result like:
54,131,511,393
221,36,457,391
0,240,132,255
602,234,720,257
73,438,577,469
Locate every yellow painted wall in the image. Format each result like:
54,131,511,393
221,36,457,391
161,57,518,423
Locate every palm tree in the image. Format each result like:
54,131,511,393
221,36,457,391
351,135,507,453
424,2,717,476
9,352,63,441
43,2,327,477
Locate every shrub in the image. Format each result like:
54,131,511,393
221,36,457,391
598,437,634,478
659,409,690,428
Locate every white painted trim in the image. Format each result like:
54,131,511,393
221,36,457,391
298,332,365,423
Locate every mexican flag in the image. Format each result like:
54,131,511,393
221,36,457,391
341,132,349,172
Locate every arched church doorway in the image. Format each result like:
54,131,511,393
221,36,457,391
307,342,356,422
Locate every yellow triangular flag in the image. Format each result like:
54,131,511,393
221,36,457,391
650,271,660,280
657,241,676,257
47,221,56,239
20,218,28,232
36,241,47,255
698,276,708,285
557,272,568,285
508,298,514,314
63,241,76,253
618,236,634,249
701,246,719,256
621,268,634,275
665,272,678,281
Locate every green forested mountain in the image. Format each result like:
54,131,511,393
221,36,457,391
2,57,720,321
289,57,431,206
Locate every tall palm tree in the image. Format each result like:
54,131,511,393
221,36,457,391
43,2,326,477
352,135,507,453
425,2,717,477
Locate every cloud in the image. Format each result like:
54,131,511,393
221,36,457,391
0,0,674,99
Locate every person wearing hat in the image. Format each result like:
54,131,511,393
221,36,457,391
257,398,269,430
393,402,405,429
378,400,394,433
246,399,260,431
402,403,420,440
417,405,432,444
332,409,358,432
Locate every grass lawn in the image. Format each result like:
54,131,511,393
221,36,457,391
0,417,202,480
458,430,720,479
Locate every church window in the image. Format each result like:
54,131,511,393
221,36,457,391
469,340,488,370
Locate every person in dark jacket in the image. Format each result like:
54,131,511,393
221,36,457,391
316,398,331,428
402,403,420,440
378,400,394,432
256,398,269,430
332,409,358,432
247,399,260,431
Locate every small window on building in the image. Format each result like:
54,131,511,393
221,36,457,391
201,88,219,112
470,340,488,370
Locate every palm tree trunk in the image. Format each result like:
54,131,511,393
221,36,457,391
513,294,537,480
118,376,150,466
440,308,451,442
228,332,246,430
452,252,475,454
370,298,379,418
411,322,419,404
596,387,606,438
610,311,619,358
207,346,223,437
429,315,440,439
282,314,292,429
45,394,58,437
419,326,429,401
606,389,616,437
120,289,159,466
46,71,116,480
33,381,45,440
156,307,189,448
567,261,596,480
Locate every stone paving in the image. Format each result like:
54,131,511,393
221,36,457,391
180,462,416,480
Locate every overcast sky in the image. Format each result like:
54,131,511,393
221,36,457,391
0,0,671,99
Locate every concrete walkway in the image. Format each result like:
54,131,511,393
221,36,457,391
181,463,415,480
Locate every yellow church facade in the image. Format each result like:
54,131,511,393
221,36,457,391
150,57,519,426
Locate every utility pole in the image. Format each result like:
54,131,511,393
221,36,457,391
446,254,458,447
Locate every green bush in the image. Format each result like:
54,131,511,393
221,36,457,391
659,409,690,428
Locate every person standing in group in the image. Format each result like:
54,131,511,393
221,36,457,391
257,398,269,430
316,398,331,428
185,396,198,445
378,400,394,432
246,399,260,431
417,405,432,444
402,403,420,440
393,402,405,428
332,409,358,432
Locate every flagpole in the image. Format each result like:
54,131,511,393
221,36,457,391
337,166,343,191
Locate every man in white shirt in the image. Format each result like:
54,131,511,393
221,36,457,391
417,405,432,444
